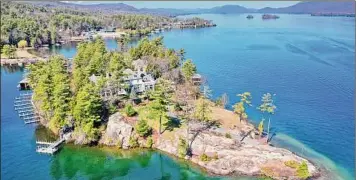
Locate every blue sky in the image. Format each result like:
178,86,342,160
64,1,299,9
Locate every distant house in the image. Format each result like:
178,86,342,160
89,59,156,100
122,68,155,93
192,73,202,85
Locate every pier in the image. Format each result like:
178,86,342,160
14,92,40,124
36,138,65,154
1,58,40,66
18,78,31,90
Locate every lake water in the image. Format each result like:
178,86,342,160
1,14,355,179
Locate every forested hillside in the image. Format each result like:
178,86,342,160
0,1,205,48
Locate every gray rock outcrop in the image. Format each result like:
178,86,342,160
155,122,318,179
99,112,135,149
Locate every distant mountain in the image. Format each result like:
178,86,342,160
258,1,355,14
208,5,253,14
52,1,355,16
139,8,201,16
31,1,139,14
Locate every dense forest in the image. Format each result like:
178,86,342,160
0,1,211,49
27,36,200,143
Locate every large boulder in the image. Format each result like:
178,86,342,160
99,112,135,149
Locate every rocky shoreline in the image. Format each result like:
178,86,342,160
96,112,320,180
31,88,325,180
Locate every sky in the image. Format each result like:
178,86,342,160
63,1,300,9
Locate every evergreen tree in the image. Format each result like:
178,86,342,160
194,97,213,122
233,92,252,122
135,119,151,137
257,93,277,143
182,59,197,80
73,84,102,140
148,79,172,134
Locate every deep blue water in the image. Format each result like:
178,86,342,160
1,14,355,179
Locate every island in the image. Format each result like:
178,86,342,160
2,1,329,180
311,12,355,17
246,15,254,19
20,36,320,180
262,14,280,20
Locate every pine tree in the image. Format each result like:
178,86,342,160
257,93,277,143
135,119,151,137
73,84,102,140
194,97,212,122
182,59,197,80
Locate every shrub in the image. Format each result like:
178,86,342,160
177,137,188,158
18,40,28,49
200,153,211,162
146,136,153,148
109,104,117,115
135,119,152,137
258,119,264,136
284,160,299,169
297,161,310,179
124,103,136,117
128,136,139,148
225,133,232,139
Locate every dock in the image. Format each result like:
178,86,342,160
18,78,31,90
14,92,41,124
1,58,40,66
36,138,65,154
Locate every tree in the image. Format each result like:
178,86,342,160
233,92,252,122
177,137,188,158
148,79,172,134
257,93,277,143
194,97,213,123
124,103,136,117
168,54,180,69
73,84,102,141
135,119,152,137
17,40,27,49
216,93,229,108
175,82,195,151
238,92,252,105
182,59,197,80
49,56,71,132
233,102,246,122
258,119,264,137
178,48,185,65
2,44,16,58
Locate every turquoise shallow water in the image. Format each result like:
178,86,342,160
1,14,355,179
